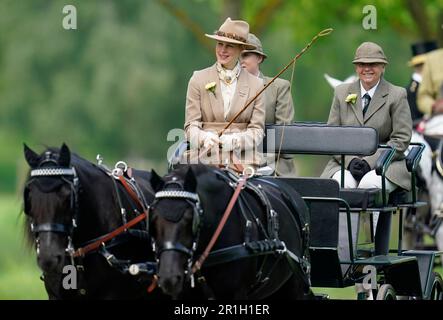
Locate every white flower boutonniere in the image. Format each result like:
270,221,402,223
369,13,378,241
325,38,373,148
205,82,216,96
345,93,357,104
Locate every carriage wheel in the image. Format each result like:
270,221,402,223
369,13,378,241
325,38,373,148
430,273,443,300
376,284,397,300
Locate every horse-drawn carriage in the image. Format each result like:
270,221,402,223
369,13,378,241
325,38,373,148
261,123,442,300
22,123,443,300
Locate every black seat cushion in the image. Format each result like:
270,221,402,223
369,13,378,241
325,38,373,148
340,187,413,209
339,188,383,209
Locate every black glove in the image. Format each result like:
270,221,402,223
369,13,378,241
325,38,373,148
348,158,371,181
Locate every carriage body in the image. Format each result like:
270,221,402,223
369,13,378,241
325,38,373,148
24,124,443,300
263,123,443,300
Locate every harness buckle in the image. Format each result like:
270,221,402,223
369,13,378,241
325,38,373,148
242,166,255,178
115,161,128,172
112,167,123,177
96,154,103,166
276,240,287,255
112,161,128,178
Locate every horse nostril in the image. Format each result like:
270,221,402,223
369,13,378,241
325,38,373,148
174,275,183,284
38,253,64,273
159,274,183,296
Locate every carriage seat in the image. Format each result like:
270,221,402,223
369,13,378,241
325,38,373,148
339,188,383,209
338,187,414,209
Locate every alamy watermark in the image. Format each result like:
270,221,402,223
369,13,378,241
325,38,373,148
62,265,77,290
362,265,377,290
362,5,377,30
62,5,77,30
166,128,277,167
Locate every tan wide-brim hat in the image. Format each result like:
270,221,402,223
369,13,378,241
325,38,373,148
205,17,256,50
241,33,267,59
352,41,388,64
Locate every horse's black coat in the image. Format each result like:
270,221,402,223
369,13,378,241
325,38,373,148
23,143,165,300
150,164,313,300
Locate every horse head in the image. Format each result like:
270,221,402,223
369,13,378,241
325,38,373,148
149,167,201,298
23,143,78,274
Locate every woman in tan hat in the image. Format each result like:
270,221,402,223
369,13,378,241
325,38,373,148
240,33,296,176
184,18,265,168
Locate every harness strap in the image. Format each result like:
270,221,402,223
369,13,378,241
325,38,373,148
255,177,310,250
283,248,312,289
74,256,87,296
73,209,148,257
192,177,247,273
98,246,157,275
215,170,270,238
157,241,194,257
203,240,282,267
118,175,145,210
72,163,151,258
78,228,150,253
237,194,269,238
243,181,275,238
111,176,127,224
201,239,311,292
31,223,71,234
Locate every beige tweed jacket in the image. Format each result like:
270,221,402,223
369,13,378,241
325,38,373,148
184,64,265,166
262,75,296,176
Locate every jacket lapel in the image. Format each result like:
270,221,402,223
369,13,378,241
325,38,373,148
364,78,388,122
348,81,364,125
207,64,224,121
226,69,249,121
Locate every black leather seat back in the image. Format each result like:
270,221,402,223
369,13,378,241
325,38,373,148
281,177,340,248
262,123,378,156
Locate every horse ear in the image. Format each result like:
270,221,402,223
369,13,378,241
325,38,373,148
59,143,71,167
150,169,164,192
184,167,197,192
23,143,40,168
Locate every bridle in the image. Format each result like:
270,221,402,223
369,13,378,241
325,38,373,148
151,179,203,286
25,153,80,262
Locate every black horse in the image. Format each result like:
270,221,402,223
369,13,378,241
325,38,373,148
149,164,313,299
23,143,164,299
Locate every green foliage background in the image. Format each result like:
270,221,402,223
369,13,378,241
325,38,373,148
3,0,442,191
0,0,442,299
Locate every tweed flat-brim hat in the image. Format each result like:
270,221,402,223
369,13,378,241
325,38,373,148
241,33,267,59
205,17,256,50
352,41,388,64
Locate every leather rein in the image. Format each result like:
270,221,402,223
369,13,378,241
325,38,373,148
28,160,151,259
73,171,150,258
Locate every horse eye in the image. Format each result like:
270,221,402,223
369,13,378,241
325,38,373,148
57,185,71,198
